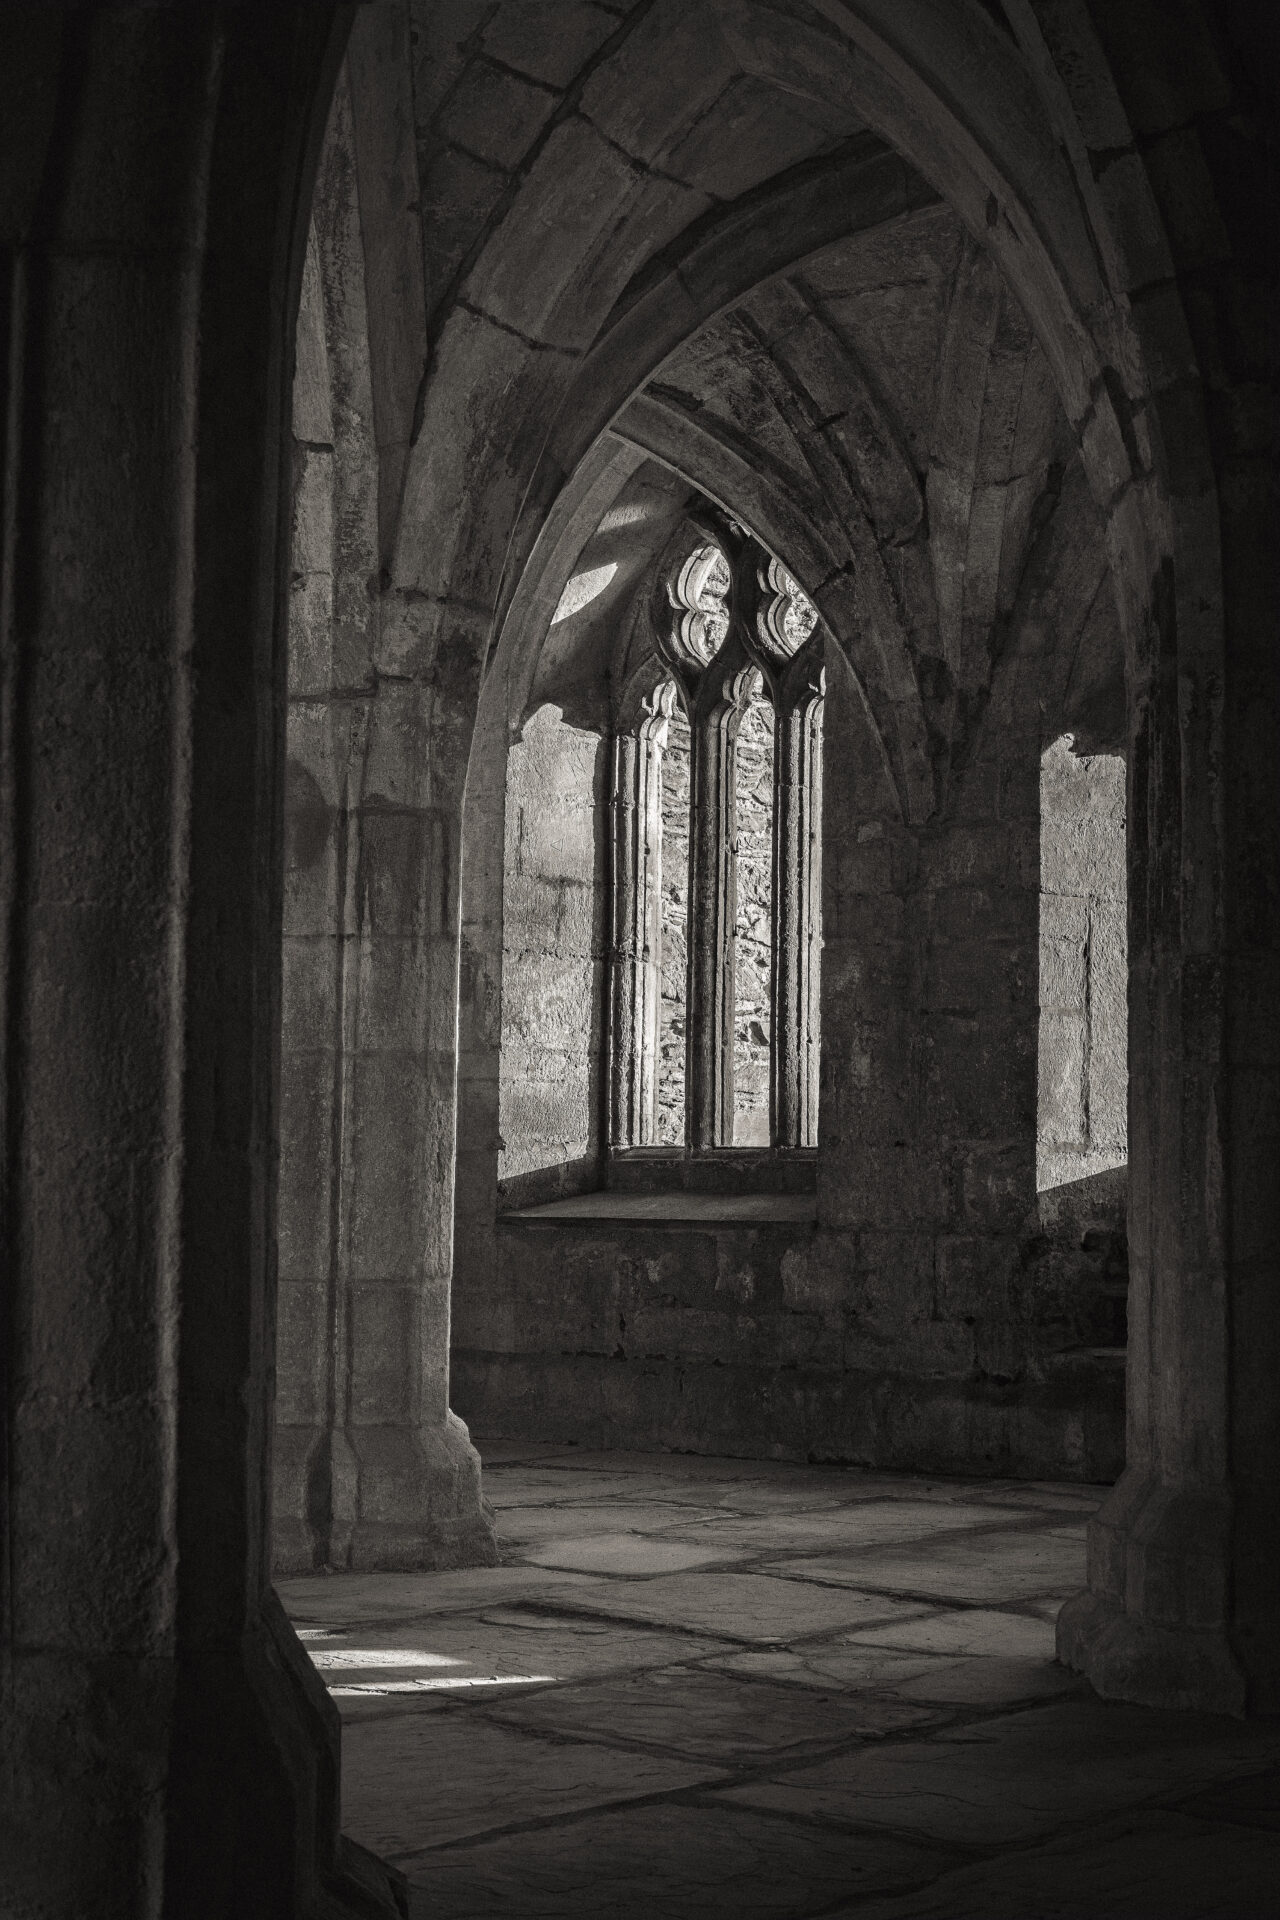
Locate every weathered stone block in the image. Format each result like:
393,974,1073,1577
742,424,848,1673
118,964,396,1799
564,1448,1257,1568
276,1280,327,1426
359,810,434,938
348,1055,428,1279
579,2,729,162
464,118,635,341
1040,885,1089,991
437,61,558,172
503,871,597,954
921,1011,1036,1138
481,2,616,88
781,1240,848,1312
936,1234,1018,1320
851,1231,936,1335
276,1051,334,1281
1038,1007,1087,1148
287,570,335,696
962,1142,1036,1233
666,73,839,200
498,1071,593,1166
282,760,340,938
352,930,429,1052
349,1284,416,1425
290,443,334,572
502,952,599,1045
925,936,1034,1014
281,934,337,1053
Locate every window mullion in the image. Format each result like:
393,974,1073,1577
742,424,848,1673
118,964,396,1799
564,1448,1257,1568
609,689,670,1147
772,636,825,1148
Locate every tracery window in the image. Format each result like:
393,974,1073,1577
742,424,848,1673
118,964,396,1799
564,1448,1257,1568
610,528,823,1152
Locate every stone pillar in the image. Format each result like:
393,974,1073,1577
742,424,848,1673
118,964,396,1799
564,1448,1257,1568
271,80,495,1575
685,643,752,1147
0,12,401,1914
276,661,498,1574
772,639,825,1148
1046,0,1280,1719
819,652,1041,1425
609,684,672,1146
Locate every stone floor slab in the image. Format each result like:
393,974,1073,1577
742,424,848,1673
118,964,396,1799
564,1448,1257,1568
300,1614,730,1706
400,1801,957,1916
780,1527,1085,1601
485,1470,690,1508
1174,1764,1280,1831
477,1666,941,1764
833,1809,1280,1918
718,1699,1280,1848
843,1607,1057,1659
339,1711,724,1855
520,1532,752,1576
278,1565,604,1624
666,1500,1032,1553
495,1501,724,1542
892,1654,1086,1707
967,1486,1103,1514
280,1451,1280,1917
551,1570,935,1642
701,1645,946,1691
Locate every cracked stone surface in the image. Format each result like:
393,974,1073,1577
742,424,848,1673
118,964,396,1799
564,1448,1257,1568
838,1811,1280,1919
482,1667,940,1765
519,1532,751,1575
282,1446,1280,1913
663,1499,1032,1552
406,1802,954,1918
780,1526,1087,1602
720,1700,1280,1847
339,1712,724,1855
841,1606,1058,1659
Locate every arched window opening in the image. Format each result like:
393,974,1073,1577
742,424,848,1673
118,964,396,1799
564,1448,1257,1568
609,528,823,1154
1038,733,1127,1198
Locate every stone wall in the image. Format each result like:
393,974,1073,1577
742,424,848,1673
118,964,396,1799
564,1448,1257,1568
499,705,608,1189
459,1203,1124,1479
1038,736,1127,1194
454,656,1126,1483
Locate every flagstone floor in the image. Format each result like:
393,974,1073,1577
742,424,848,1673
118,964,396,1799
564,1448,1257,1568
278,1445,1280,1919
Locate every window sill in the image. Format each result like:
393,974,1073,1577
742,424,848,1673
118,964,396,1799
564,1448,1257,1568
499,1191,816,1227
607,1146,816,1197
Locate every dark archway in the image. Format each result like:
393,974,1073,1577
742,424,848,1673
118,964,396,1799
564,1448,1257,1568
3,7,1277,1915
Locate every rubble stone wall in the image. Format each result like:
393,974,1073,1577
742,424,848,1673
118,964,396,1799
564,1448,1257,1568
498,705,608,1189
1038,737,1127,1193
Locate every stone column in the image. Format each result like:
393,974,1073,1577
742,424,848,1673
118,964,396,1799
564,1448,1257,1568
819,651,1043,1448
271,77,495,1574
1044,0,1280,1719
0,12,401,1914
609,684,672,1146
772,638,825,1148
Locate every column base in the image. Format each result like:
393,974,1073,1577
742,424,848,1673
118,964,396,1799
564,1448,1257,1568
1057,1589,1246,1715
274,1411,499,1574
1056,1466,1246,1715
166,1589,406,1917
344,1410,500,1572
